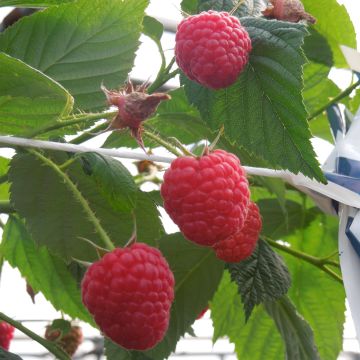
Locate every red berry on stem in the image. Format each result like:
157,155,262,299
81,243,175,351
175,11,252,89
161,150,250,246
0,321,14,351
213,201,262,263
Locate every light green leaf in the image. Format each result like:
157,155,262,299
258,199,320,239
198,0,267,17
182,18,324,182
303,28,333,67
0,0,148,112
0,156,9,201
284,214,345,360
0,52,73,135
228,239,291,321
0,348,23,360
9,152,163,261
350,89,360,114
302,0,356,68
265,297,320,360
106,233,224,359
0,0,72,6
80,152,137,213
211,272,284,358
1,216,94,324
142,16,163,43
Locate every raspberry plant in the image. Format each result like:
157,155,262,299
0,0,358,359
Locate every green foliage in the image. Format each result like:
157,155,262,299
47,319,72,336
182,18,324,181
105,233,224,359
284,215,345,360
80,152,137,213
0,53,73,136
0,348,23,360
198,0,267,17
9,152,163,261
1,216,94,324
0,156,9,201
228,239,291,321
142,16,164,43
265,297,320,360
0,0,148,112
303,28,333,67
350,89,360,114
302,0,356,68
0,0,71,6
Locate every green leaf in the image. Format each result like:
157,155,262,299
0,156,9,201
302,0,356,68
182,18,324,182
0,52,73,136
350,89,360,114
227,239,291,321
0,0,148,112
47,319,72,335
181,0,198,14
258,199,320,239
0,216,94,324
0,348,23,360
211,272,284,358
283,215,345,360
80,152,137,213
9,152,163,261
105,340,153,360
0,0,72,6
198,0,267,17
265,297,320,360
106,233,224,359
303,28,333,67
142,16,163,42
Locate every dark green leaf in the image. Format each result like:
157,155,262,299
0,52,73,136
258,199,321,238
302,0,356,68
80,152,137,213
107,233,224,359
47,319,72,335
1,216,94,324
142,16,163,42
182,18,324,181
0,0,148,112
0,348,23,360
0,0,72,6
9,152,163,261
228,239,291,321
265,297,320,360
198,0,267,17
303,28,333,67
105,340,153,360
284,215,345,360
181,0,198,14
211,272,284,359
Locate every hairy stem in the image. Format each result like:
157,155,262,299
30,150,115,251
264,237,342,284
308,79,360,121
143,129,182,157
0,312,70,360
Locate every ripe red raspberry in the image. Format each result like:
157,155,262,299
45,325,83,356
175,11,252,89
0,321,14,350
161,149,250,246
81,243,175,351
213,202,262,262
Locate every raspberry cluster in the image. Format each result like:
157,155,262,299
161,149,262,262
175,11,252,89
81,243,175,351
0,321,14,351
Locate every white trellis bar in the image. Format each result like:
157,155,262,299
1,135,360,209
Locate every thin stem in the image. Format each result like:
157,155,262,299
143,129,182,157
308,79,360,120
0,312,70,360
58,156,80,171
0,201,15,214
29,150,115,251
24,111,117,139
264,237,342,284
70,123,108,145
